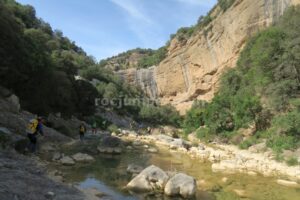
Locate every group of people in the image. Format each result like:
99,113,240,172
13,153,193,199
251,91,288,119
26,117,97,153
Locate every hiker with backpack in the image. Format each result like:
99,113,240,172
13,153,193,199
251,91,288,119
79,123,86,141
26,117,44,153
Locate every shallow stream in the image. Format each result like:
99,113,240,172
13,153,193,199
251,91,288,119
55,144,300,200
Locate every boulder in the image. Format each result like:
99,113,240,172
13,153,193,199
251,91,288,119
52,152,63,161
164,173,196,198
60,156,75,166
249,142,266,153
101,136,122,148
148,148,158,153
97,146,123,154
127,164,143,174
276,179,299,187
127,165,169,192
233,189,247,198
72,153,94,163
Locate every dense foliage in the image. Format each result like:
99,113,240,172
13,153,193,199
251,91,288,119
0,0,97,116
0,0,180,126
99,47,167,70
183,6,300,152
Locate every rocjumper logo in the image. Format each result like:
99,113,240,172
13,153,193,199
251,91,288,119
95,96,159,109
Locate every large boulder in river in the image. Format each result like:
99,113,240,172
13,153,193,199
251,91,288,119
100,136,122,147
164,173,196,198
127,165,169,192
60,156,75,166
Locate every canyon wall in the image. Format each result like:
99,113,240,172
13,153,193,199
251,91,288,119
117,0,300,114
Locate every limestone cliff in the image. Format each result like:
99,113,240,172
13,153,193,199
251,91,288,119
117,0,300,114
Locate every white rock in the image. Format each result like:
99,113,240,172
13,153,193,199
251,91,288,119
127,165,169,192
127,164,143,174
148,148,158,153
72,153,94,163
276,179,298,187
60,156,75,166
164,173,196,198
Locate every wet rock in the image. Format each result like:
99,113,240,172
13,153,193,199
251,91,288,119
97,146,123,154
72,153,94,163
45,191,55,199
101,136,122,148
60,156,75,166
52,152,62,161
233,189,247,198
247,171,257,176
276,179,299,187
164,173,196,198
132,140,142,146
127,165,169,192
222,177,228,183
127,164,143,174
126,146,133,150
148,148,158,153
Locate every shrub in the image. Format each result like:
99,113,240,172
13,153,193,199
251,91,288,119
196,127,213,142
107,124,120,134
218,0,236,12
286,157,299,166
182,100,207,133
239,137,257,149
267,135,298,153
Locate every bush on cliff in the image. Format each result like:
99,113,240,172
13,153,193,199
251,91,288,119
183,6,300,152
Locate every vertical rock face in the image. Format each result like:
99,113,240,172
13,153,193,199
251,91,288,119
116,0,300,114
116,66,158,99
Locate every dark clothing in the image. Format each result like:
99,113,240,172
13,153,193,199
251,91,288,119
27,133,37,152
79,124,86,141
27,121,43,153
79,131,84,141
37,122,44,135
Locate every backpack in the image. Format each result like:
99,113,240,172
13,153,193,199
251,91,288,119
80,125,85,132
26,119,38,134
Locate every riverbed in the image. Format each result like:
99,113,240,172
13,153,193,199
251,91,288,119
52,143,300,200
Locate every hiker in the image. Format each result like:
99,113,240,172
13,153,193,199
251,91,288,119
26,117,44,153
92,121,97,134
79,123,86,141
147,127,152,135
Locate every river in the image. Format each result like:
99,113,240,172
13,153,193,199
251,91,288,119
53,142,300,200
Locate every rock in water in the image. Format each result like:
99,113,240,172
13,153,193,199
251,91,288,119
276,179,299,187
60,156,75,166
72,153,94,163
127,165,169,192
127,164,143,174
164,173,196,198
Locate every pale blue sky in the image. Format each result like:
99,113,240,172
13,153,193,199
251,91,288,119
17,0,217,60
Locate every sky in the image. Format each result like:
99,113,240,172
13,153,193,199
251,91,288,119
17,0,217,61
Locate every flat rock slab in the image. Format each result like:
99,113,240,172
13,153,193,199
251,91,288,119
276,179,299,187
72,153,94,163
60,156,75,166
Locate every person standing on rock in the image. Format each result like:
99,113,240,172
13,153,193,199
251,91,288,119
79,123,86,141
92,121,97,134
26,117,44,153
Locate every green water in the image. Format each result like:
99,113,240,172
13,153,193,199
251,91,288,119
56,145,300,200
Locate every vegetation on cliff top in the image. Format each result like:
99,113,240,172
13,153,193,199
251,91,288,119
183,6,300,153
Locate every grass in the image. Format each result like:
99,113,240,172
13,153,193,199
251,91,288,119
286,157,299,166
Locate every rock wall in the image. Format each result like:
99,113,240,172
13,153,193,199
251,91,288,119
117,0,300,114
